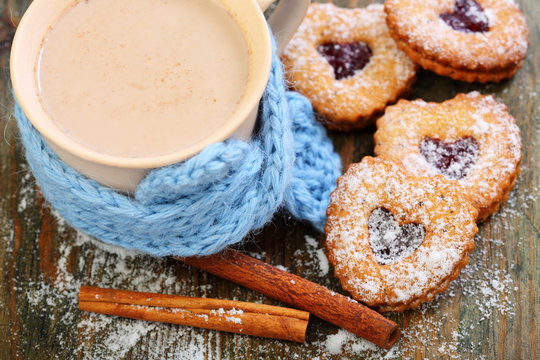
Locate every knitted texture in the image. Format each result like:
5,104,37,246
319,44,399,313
14,45,342,257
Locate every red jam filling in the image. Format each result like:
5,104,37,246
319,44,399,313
317,41,372,80
368,207,425,265
420,136,479,180
440,0,489,33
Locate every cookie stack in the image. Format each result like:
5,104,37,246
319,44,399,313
282,0,526,312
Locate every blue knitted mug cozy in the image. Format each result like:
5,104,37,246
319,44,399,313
14,40,342,257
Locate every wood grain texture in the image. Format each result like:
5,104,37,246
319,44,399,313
0,0,538,359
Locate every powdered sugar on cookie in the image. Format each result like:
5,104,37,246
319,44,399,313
385,0,528,82
375,92,522,221
325,157,478,312
282,3,416,129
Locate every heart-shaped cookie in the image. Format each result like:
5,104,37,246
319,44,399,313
317,42,372,80
325,157,478,312
385,0,527,83
368,207,425,265
281,3,417,129
374,93,522,221
440,0,489,33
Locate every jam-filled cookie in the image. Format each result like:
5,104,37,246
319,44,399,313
374,92,521,221
325,157,478,312
384,0,528,83
282,3,417,130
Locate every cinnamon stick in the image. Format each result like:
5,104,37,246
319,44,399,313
79,286,309,343
181,250,400,349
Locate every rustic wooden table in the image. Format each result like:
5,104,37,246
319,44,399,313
0,0,538,359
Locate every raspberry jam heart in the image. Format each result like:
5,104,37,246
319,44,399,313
317,41,372,80
420,136,479,180
368,207,425,265
440,0,489,33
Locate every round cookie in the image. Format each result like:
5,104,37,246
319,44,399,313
282,3,417,130
384,0,528,83
325,157,478,312
374,92,521,222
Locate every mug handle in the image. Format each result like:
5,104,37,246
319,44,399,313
256,0,310,54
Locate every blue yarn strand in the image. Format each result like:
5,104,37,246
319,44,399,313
14,39,342,257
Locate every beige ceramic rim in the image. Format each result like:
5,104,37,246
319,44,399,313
11,0,272,169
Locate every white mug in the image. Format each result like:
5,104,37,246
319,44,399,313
11,0,309,192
